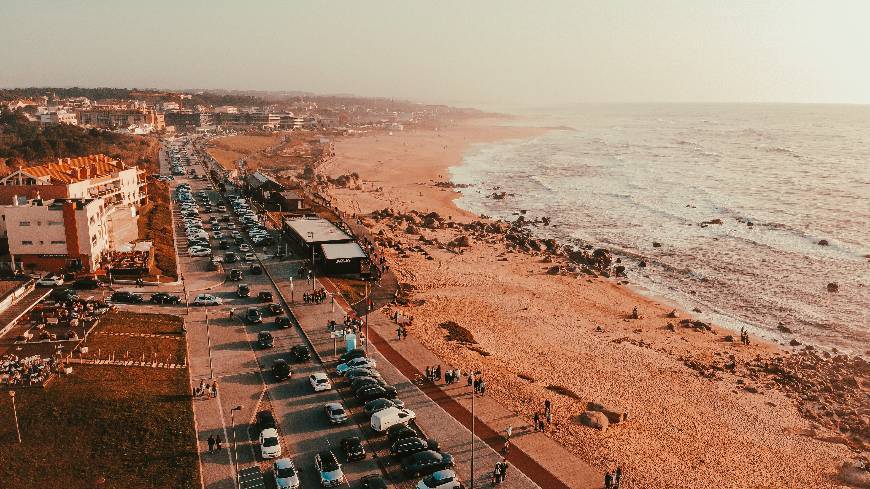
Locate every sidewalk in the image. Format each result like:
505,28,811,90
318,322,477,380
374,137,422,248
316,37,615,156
267,257,600,488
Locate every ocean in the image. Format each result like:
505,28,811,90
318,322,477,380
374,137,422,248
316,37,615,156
450,104,869,355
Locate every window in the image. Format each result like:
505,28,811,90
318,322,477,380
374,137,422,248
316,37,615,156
19,221,30,226
51,240,65,245
21,240,32,245
48,220,62,226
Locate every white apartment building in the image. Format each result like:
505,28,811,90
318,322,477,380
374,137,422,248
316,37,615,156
37,106,78,125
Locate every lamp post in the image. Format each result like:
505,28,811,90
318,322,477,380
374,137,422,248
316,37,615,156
230,405,242,489
364,279,371,354
206,311,213,379
469,370,481,488
307,232,315,292
8,390,21,443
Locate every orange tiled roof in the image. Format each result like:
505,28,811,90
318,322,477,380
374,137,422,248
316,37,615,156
26,154,125,184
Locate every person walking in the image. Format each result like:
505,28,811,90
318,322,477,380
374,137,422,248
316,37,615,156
207,434,215,453
215,435,223,451
211,381,218,399
501,460,509,482
615,466,622,488
544,399,551,417
502,439,510,455
506,424,513,440
546,409,552,425
491,463,500,486
533,412,540,431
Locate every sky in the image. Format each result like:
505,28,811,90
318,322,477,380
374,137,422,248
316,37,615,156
1,0,869,107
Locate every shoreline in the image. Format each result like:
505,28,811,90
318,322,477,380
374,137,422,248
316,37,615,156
317,119,866,488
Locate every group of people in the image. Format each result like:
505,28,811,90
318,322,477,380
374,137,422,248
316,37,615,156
491,459,510,485
604,466,623,489
532,399,553,432
195,379,219,399
206,434,223,452
303,288,328,304
395,324,408,340
740,327,751,345
469,374,487,395
0,354,57,386
424,365,442,382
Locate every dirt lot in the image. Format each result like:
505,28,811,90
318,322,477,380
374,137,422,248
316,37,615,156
138,180,177,280
206,133,283,171
0,312,197,489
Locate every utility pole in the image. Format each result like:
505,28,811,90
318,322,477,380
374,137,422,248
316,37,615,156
206,312,213,379
364,279,370,354
230,405,242,489
307,232,315,293
469,370,481,488
9,391,21,443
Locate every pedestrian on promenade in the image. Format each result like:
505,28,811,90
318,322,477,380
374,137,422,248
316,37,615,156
211,381,218,398
544,399,551,417
546,409,552,425
397,327,402,340
228,308,234,319
491,464,500,486
215,435,222,451
615,466,622,488
425,366,431,380
468,374,474,387
435,365,442,382
533,412,540,431
501,460,509,482
502,439,510,455
539,418,546,432
199,379,206,393
207,435,215,453
604,471,613,489
506,424,513,439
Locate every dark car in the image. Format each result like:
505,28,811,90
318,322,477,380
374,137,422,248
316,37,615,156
352,377,387,392
266,303,282,315
272,359,291,380
401,451,455,477
341,436,366,462
257,331,273,348
255,411,276,431
111,291,144,304
364,398,402,416
345,368,381,381
390,437,436,457
225,252,239,263
250,264,263,275
257,291,273,302
150,292,181,304
339,349,366,364
359,475,388,489
72,277,101,289
356,385,398,402
218,240,230,250
387,424,418,444
290,345,310,362
237,283,250,297
229,269,243,281
246,308,263,324
274,316,290,327
50,287,78,302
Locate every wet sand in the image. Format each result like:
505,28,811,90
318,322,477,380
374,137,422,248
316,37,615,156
319,120,864,488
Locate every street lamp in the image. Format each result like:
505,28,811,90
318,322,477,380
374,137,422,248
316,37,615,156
206,311,213,379
307,232,315,292
8,390,21,443
364,278,372,355
469,370,482,488
230,405,242,489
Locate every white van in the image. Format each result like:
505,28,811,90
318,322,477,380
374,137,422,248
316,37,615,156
370,407,416,433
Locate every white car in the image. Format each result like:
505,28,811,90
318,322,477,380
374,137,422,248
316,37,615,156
417,470,462,489
309,372,332,392
336,357,377,375
239,244,251,252
273,458,300,489
259,428,282,459
244,253,257,262
324,402,349,424
192,294,223,306
36,274,64,286
213,231,224,239
189,248,212,257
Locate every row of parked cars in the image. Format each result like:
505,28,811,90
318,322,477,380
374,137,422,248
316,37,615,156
227,196,273,246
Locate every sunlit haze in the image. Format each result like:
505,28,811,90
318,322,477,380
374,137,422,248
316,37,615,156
2,0,869,106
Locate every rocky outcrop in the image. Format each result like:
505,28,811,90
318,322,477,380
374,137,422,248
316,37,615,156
579,410,609,430
827,282,839,293
817,239,829,246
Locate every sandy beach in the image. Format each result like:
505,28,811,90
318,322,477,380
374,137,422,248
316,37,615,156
318,120,867,488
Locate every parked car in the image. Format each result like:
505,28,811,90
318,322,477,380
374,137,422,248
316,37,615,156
273,458,300,489
360,475,388,489
36,275,64,287
314,450,345,488
357,385,398,402
341,436,366,462
246,308,263,324
229,269,243,281
258,291,273,302
259,428,282,459
250,264,263,275
257,331,273,348
339,349,366,363
150,292,181,304
401,451,455,478
324,402,349,424
391,437,438,458
290,345,310,362
371,406,416,432
224,252,239,263
50,287,77,302
189,247,212,257
192,294,222,306
337,357,377,375
239,243,252,252
266,303,282,314
416,469,462,489
275,316,290,327
309,372,332,392
387,424,419,444
345,368,381,381
111,291,144,304
352,377,388,392
272,359,291,380
256,411,277,431
72,277,101,289
237,283,250,297
364,398,405,416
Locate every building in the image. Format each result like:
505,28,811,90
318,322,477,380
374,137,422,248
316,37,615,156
164,110,212,129
3,197,110,273
0,154,147,208
269,190,305,212
244,171,285,202
37,106,78,125
161,101,180,111
282,217,368,276
216,112,281,130
214,105,239,114
76,105,165,131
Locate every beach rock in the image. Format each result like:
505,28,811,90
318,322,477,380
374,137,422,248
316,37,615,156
449,235,471,247
666,309,679,318
587,402,629,424
666,323,676,332
747,221,754,226
723,335,734,342
652,241,662,248
700,218,724,226
818,239,829,246
579,410,609,431
405,225,419,235
827,282,839,293
777,323,794,334
790,339,802,346
837,461,870,487
546,265,562,275
638,260,647,268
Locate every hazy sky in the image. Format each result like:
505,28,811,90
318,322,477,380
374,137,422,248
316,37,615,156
2,1,869,106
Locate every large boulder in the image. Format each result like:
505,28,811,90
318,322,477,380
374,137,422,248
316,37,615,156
586,402,629,424
579,410,609,430
449,235,471,247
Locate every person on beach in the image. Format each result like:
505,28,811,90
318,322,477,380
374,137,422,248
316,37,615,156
435,365,442,382
604,471,613,489
631,306,639,319
533,412,540,431
539,418,546,432
544,399,552,417
546,409,552,425
506,424,513,439
397,327,402,340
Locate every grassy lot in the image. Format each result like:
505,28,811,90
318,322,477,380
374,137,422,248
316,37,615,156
0,312,197,489
138,180,177,279
206,133,283,171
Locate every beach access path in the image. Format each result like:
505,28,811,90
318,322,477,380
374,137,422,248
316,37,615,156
266,255,602,489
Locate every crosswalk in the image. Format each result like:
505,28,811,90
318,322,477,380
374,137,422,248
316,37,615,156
238,466,265,489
